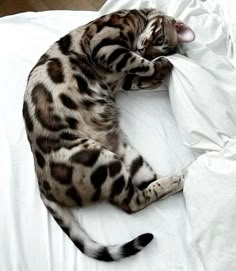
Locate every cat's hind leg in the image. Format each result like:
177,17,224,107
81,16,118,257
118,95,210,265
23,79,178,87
40,139,155,260
113,142,185,213
120,174,184,213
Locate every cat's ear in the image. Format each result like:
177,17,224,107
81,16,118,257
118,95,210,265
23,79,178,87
175,22,195,43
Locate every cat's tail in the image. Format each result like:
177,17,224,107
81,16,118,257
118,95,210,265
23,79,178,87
41,194,153,261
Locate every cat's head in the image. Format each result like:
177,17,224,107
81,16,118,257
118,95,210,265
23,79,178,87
136,11,195,59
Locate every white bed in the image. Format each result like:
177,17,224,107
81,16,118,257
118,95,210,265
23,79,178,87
0,0,236,270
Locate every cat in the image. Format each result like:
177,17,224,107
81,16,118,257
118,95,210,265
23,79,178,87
23,8,194,261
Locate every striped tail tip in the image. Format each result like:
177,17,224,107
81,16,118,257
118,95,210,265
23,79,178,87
94,233,154,262
121,233,154,258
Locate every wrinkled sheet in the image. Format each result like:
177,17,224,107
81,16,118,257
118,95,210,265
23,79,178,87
0,0,236,270
103,0,236,269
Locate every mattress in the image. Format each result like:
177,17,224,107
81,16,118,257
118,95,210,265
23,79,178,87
0,0,236,270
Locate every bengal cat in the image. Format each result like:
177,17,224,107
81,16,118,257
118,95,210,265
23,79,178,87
23,8,194,261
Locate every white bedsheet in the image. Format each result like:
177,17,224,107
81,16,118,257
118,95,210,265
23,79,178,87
0,0,236,270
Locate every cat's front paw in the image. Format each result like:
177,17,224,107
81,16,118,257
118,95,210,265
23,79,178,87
154,57,173,74
154,57,173,78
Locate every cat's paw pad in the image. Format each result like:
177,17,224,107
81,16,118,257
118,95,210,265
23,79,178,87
153,57,173,80
154,57,173,69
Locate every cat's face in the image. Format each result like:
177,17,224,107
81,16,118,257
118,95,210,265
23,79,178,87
136,12,195,60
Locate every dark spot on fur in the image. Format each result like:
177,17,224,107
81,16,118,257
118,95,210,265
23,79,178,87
100,83,108,90
99,54,106,62
57,34,71,55
91,165,108,189
130,57,136,64
73,239,85,253
116,52,132,71
70,54,97,81
32,83,53,104
46,193,58,202
130,156,143,177
79,139,88,144
80,98,95,109
59,93,78,110
66,186,82,206
122,74,135,90
23,101,34,132
60,132,79,141
47,58,64,83
43,180,51,191
50,162,73,185
107,48,129,65
66,117,78,129
95,18,124,33
137,176,157,190
129,66,149,74
70,149,100,167
46,205,56,216
53,216,70,237
35,150,45,168
108,160,122,177
110,176,125,198
36,136,61,153
54,216,63,225
32,84,66,131
74,75,92,95
59,222,70,236
92,38,127,60
122,178,134,207
96,247,113,262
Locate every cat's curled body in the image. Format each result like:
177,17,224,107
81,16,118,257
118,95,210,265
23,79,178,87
23,9,187,261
